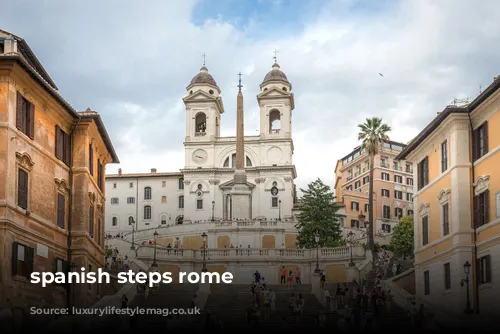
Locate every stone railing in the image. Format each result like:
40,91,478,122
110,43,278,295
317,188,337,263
137,245,365,262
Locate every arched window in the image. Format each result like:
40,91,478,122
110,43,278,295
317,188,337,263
144,187,152,200
269,109,281,134
179,178,184,189
144,205,151,220
178,196,184,209
112,217,118,226
223,154,253,167
128,216,134,225
176,216,184,225
160,215,167,225
195,113,207,133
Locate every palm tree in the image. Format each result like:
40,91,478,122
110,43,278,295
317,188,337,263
358,117,391,257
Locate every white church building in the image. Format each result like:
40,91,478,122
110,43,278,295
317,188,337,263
105,61,302,249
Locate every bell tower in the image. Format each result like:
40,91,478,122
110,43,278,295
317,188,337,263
257,61,294,140
183,61,224,143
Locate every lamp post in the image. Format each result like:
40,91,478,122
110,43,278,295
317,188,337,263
151,231,159,267
314,230,320,273
130,218,136,250
278,200,282,221
347,231,355,267
211,201,215,221
201,232,208,272
461,261,473,314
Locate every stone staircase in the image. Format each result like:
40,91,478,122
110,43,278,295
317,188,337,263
204,283,337,329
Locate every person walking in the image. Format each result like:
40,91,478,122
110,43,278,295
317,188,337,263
295,267,301,285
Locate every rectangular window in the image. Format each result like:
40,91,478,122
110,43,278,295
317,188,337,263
354,180,361,189
129,182,133,188
407,178,413,186
162,196,167,203
113,183,116,188
197,199,203,210
383,205,391,219
424,270,430,295
127,197,135,204
394,190,403,200
179,196,184,209
97,219,101,246
350,220,359,228
407,193,413,202
472,121,489,161
382,189,390,197
363,176,369,185
12,242,34,278
441,140,448,172
162,181,166,188
16,91,35,139
478,255,491,284
57,193,65,229
444,263,451,290
89,144,94,175
408,210,414,216
144,206,151,220
395,207,403,219
422,216,429,246
351,201,359,211
17,168,28,210
418,156,429,190
381,172,389,181
442,203,449,236
272,197,278,207
55,125,71,165
89,205,94,238
474,191,490,227
364,204,369,212
394,175,402,183
110,198,119,204
97,160,104,190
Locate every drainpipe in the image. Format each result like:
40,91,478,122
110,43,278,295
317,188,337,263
467,112,479,314
66,115,81,312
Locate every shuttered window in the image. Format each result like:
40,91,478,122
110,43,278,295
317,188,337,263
472,121,489,161
474,191,490,227
442,203,449,236
418,156,429,190
55,125,71,165
478,255,491,284
16,91,35,139
12,242,34,278
422,216,429,245
89,144,94,175
89,205,94,238
18,168,28,210
444,263,451,290
57,193,65,229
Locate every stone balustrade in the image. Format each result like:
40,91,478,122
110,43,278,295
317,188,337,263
137,245,365,262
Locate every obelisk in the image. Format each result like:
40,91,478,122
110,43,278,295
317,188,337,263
230,72,251,219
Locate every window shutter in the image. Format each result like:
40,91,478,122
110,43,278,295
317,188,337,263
484,190,490,224
16,92,23,130
28,102,35,139
11,242,18,275
472,129,478,161
89,205,94,237
89,144,93,175
424,157,429,185
473,195,479,228
483,121,489,153
18,169,28,209
64,132,71,165
55,125,61,159
57,193,65,228
485,256,491,282
26,246,35,275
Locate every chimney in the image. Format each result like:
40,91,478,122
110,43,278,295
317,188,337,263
151,168,157,174
118,168,122,176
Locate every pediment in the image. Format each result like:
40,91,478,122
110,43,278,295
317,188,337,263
219,179,256,189
183,90,217,102
257,87,290,98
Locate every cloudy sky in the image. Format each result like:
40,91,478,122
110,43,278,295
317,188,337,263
2,0,500,191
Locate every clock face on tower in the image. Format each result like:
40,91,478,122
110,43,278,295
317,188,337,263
192,149,208,163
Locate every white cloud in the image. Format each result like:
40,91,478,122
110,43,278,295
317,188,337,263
2,0,500,192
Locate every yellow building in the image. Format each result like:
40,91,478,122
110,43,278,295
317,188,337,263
397,75,500,316
0,29,119,322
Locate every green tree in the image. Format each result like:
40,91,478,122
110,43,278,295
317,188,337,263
358,117,391,256
389,215,414,257
295,178,342,248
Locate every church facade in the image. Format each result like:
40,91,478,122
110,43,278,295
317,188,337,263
105,62,301,248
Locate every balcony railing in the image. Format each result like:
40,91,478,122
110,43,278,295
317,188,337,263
195,132,207,136
380,162,389,168
137,245,365,262
405,167,413,173
393,166,403,171
269,129,280,134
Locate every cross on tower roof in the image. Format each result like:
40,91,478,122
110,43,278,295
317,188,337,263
237,72,243,91
202,53,207,66
273,49,279,63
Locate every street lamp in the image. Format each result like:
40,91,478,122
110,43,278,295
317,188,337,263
278,200,282,221
347,231,355,267
461,261,473,314
151,231,159,267
314,230,320,273
201,232,208,272
211,201,215,221
130,218,136,250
